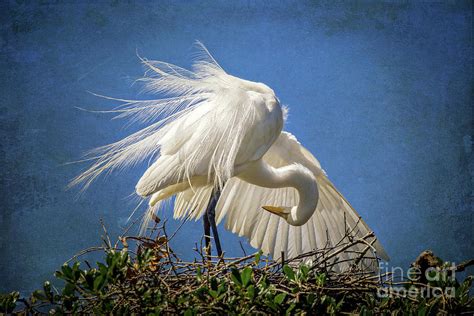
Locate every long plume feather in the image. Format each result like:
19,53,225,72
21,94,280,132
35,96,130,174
70,42,261,198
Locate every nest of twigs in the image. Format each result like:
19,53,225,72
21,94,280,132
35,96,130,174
1,217,473,315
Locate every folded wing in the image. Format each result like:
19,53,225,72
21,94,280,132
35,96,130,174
212,131,389,266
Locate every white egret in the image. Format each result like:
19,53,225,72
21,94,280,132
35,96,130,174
72,43,388,265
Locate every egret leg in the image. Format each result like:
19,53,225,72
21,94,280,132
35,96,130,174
203,207,212,258
203,187,223,258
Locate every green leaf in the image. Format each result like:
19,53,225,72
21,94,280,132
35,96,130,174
194,286,209,300
306,293,316,305
97,262,108,276
258,275,269,289
196,266,202,282
299,265,309,279
93,275,105,291
62,282,76,296
43,281,54,302
230,267,242,286
83,270,96,291
283,265,295,281
265,300,278,311
286,303,296,315
217,282,226,296
246,284,255,300
417,305,427,316
336,297,344,310
0,291,19,313
32,290,47,301
274,293,286,305
241,267,252,287
71,261,81,281
209,289,218,299
359,306,372,316
61,264,73,279
316,273,326,287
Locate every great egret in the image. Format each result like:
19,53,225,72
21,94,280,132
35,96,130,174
72,43,388,265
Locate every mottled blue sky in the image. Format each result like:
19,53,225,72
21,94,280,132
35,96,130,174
0,1,472,294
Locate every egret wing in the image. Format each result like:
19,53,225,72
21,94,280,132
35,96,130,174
215,131,389,265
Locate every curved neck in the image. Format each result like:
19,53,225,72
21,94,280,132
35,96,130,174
237,160,319,226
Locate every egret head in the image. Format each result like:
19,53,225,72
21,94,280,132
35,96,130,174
262,205,302,225
262,204,313,227
262,205,290,219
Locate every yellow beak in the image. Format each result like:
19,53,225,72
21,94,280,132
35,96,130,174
262,206,289,220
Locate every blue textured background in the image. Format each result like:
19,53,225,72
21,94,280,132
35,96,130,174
0,1,472,294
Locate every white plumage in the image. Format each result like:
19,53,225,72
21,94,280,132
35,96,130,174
72,42,388,265
174,131,389,265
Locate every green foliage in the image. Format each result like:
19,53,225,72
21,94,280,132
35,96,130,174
0,291,19,314
2,235,473,315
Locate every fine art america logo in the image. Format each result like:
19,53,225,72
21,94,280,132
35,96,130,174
377,261,458,299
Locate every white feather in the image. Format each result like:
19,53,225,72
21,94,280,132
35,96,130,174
71,42,280,193
72,43,388,266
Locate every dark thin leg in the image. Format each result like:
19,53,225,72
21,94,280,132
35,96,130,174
203,187,223,258
203,208,211,258
209,189,222,257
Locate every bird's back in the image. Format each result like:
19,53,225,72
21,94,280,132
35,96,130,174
137,84,284,196
72,44,284,192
